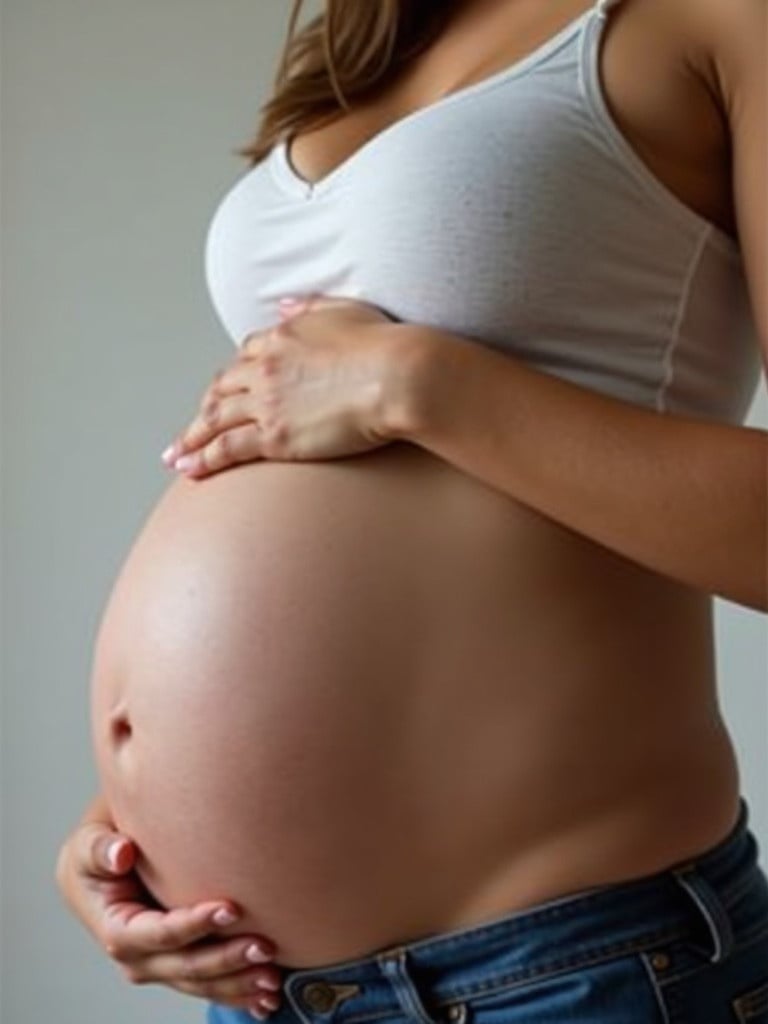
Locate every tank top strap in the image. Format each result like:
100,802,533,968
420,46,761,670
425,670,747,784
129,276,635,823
594,0,625,18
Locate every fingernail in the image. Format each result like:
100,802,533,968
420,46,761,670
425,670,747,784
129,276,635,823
245,943,272,963
248,1011,266,1021
278,296,300,307
212,907,238,926
174,455,196,472
106,840,126,871
161,444,177,465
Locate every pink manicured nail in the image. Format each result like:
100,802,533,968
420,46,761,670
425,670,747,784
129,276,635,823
174,455,196,472
245,943,272,963
161,444,177,465
279,296,300,307
212,907,238,926
106,840,127,871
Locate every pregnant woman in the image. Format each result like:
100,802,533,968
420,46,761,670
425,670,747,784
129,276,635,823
56,0,768,1021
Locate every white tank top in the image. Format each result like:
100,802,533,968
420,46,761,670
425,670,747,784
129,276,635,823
204,0,762,423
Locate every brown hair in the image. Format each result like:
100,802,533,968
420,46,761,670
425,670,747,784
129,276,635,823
236,0,459,167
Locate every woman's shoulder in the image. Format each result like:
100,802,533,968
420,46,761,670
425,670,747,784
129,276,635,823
663,0,765,114
669,0,767,367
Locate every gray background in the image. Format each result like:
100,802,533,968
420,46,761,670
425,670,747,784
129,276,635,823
1,1,766,1021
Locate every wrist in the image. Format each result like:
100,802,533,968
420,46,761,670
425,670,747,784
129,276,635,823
376,323,448,443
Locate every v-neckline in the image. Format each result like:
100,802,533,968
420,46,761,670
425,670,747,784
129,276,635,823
270,3,597,200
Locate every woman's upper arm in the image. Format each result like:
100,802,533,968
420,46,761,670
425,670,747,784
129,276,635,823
705,0,767,374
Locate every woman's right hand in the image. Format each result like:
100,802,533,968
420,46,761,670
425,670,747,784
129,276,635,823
55,817,284,1019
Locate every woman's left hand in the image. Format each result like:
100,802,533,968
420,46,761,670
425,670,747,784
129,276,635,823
162,295,413,478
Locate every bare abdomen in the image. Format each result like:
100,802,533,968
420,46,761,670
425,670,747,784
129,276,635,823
90,441,739,966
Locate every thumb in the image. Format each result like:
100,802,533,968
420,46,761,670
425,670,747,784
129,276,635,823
81,823,136,878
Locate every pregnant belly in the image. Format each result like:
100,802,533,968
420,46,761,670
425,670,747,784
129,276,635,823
90,441,735,966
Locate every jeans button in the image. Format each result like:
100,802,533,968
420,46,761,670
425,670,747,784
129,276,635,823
300,980,336,1013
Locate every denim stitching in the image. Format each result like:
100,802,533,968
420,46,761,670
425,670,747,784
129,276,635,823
340,901,762,1021
339,893,759,1020
344,1004,467,1024
342,929,686,1023
639,951,671,1024
652,924,768,988
345,928,685,1022
405,866,755,957
433,927,685,1002
346,1010,402,1024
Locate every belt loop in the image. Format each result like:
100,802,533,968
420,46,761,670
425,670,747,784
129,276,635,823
672,865,734,964
377,947,439,1024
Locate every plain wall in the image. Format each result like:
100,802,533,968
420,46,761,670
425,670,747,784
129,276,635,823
1,1,766,1021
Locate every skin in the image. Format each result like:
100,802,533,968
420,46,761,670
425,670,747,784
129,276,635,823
54,795,283,1017
57,0,766,1016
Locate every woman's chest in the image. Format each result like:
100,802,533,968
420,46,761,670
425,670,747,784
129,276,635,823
205,4,735,349
287,0,732,239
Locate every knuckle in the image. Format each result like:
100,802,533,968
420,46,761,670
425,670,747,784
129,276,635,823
262,418,288,450
202,399,220,426
213,431,232,461
260,353,281,377
242,332,268,358
275,422,290,444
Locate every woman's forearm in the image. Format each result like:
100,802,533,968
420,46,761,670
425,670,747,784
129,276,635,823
388,325,768,612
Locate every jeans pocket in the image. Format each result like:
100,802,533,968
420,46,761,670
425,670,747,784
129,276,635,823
640,927,768,1024
732,978,768,1023
457,952,666,1023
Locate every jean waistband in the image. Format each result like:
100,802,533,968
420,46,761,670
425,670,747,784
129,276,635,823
278,799,765,1022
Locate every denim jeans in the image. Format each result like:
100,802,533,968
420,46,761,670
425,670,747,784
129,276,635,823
207,798,768,1023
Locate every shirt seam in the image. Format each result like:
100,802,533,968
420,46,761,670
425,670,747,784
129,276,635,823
656,225,712,414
